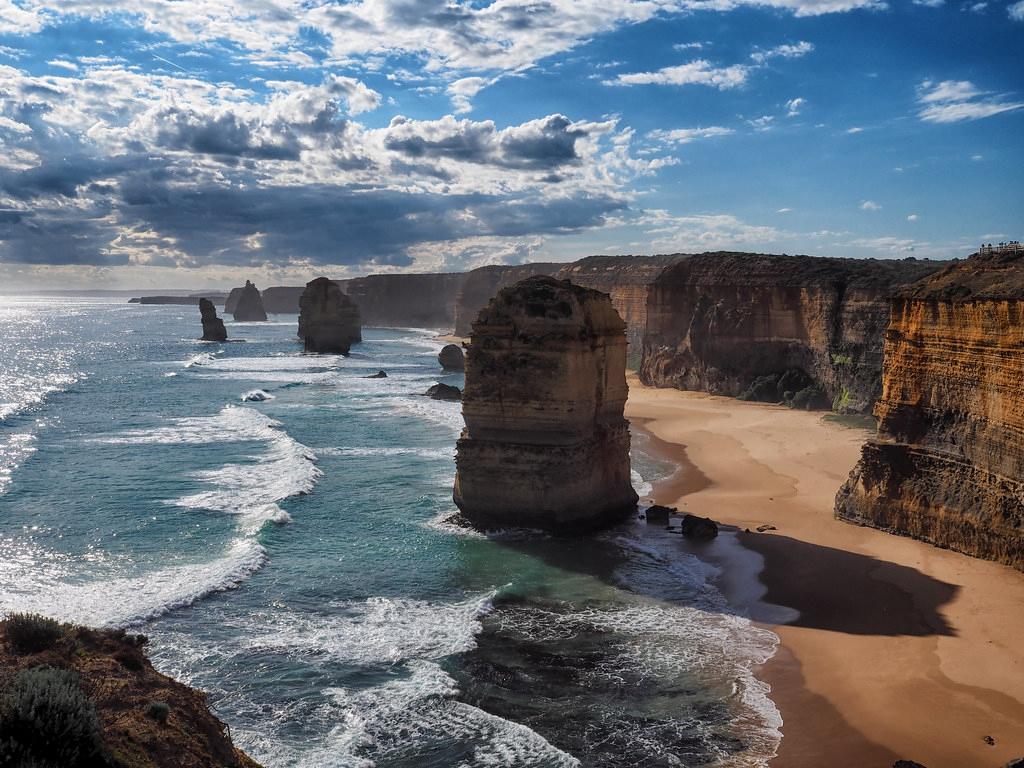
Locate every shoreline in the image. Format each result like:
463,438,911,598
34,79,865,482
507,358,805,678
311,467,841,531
625,376,1024,768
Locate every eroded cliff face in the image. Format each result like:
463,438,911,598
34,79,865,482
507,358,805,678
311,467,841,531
836,249,1024,570
452,263,561,337
555,255,683,366
640,253,942,412
453,276,637,531
298,277,362,354
261,286,305,314
342,273,466,328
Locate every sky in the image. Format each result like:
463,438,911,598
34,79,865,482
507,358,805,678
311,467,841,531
0,0,1021,290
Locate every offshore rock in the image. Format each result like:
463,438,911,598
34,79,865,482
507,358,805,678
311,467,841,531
298,277,362,354
454,275,638,532
426,383,462,401
640,252,942,413
438,343,465,371
231,281,267,322
836,248,1024,570
198,298,227,342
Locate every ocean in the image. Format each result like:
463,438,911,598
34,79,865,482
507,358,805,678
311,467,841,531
0,296,781,767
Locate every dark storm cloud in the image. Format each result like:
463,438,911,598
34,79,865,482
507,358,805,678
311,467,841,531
383,114,587,169
151,107,301,161
0,155,142,199
0,208,128,266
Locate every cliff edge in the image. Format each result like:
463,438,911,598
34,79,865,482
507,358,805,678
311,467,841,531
836,247,1024,570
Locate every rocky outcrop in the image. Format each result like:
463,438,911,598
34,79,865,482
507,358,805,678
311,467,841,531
198,299,227,342
260,286,305,314
453,275,637,531
342,273,466,328
224,288,243,315
231,281,267,322
438,344,465,371
640,253,942,412
556,254,683,365
298,277,362,354
836,248,1024,570
0,613,261,768
426,383,462,401
452,263,561,337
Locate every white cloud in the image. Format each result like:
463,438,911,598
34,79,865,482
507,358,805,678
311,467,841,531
777,207,792,213
749,41,814,64
917,79,1024,123
913,0,944,6
673,42,706,50
0,0,42,35
860,200,881,211
1009,0,1024,19
785,97,806,116
606,59,750,88
748,115,775,131
447,77,491,114
971,153,984,161
907,213,918,221
47,59,79,72
846,126,864,133
648,126,734,143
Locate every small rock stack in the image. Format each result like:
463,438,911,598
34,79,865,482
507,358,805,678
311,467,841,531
454,275,637,531
298,277,362,354
198,298,227,342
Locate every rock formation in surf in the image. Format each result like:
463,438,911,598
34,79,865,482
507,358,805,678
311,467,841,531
555,254,683,366
454,275,637,531
298,277,362,354
438,343,465,371
231,281,267,322
0,613,262,768
198,298,227,342
836,246,1024,570
640,253,942,412
426,383,461,401
452,263,562,337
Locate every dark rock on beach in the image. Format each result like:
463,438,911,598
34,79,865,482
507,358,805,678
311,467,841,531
426,383,462,401
644,505,677,524
892,761,928,768
438,343,465,371
679,514,718,539
198,299,227,342
298,277,362,354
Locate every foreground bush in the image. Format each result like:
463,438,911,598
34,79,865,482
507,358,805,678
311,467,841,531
0,665,108,767
1,613,67,655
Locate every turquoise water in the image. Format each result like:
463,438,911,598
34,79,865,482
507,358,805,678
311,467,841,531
0,296,780,767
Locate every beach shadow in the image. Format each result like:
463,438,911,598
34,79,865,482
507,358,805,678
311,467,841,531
736,531,960,637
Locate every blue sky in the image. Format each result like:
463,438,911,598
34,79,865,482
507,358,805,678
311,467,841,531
0,0,1021,289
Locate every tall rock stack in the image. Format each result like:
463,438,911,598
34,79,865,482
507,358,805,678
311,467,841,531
232,280,268,321
453,275,637,531
198,298,227,341
836,247,1024,570
298,277,362,354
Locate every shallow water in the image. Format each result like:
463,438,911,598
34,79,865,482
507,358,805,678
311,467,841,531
0,296,780,767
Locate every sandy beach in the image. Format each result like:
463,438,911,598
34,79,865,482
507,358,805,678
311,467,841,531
625,376,1024,768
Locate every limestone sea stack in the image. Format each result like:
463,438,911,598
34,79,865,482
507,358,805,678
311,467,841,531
232,280,267,322
298,277,362,354
836,246,1024,570
198,298,227,341
453,275,638,532
438,343,465,371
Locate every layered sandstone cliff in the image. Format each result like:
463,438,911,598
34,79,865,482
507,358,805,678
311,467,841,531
260,286,305,314
556,254,682,365
453,276,637,531
298,277,362,354
640,253,942,412
836,248,1024,570
452,263,561,337
231,281,267,322
342,273,466,328
198,298,227,342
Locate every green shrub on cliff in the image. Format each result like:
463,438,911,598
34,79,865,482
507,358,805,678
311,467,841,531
0,665,109,767
1,613,67,655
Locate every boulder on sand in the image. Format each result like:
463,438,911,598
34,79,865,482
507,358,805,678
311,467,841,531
438,344,465,371
679,514,718,539
199,298,227,341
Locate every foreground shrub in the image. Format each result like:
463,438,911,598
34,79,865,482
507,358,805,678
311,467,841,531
0,666,107,767
144,701,170,725
1,613,67,655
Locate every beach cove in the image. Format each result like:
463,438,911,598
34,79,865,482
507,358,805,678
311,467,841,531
626,375,1024,768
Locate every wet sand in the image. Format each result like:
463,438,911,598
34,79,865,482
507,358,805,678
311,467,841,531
625,376,1024,768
